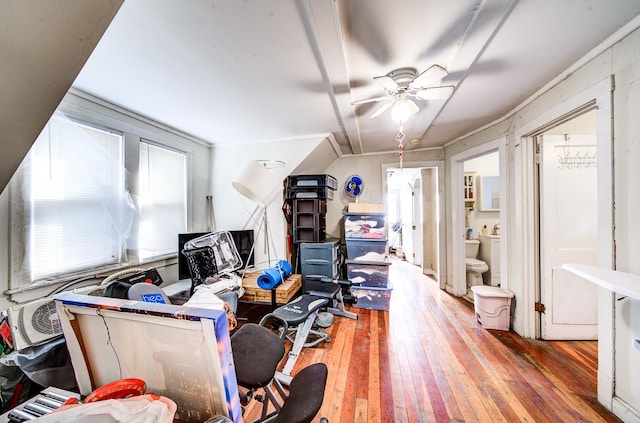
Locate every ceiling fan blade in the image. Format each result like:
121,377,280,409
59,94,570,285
351,95,391,106
373,75,399,91
410,65,448,89
369,101,393,119
415,85,455,100
406,99,420,115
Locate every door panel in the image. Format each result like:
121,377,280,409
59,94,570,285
400,183,414,263
540,133,598,340
411,177,423,267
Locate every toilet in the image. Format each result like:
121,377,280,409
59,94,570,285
465,239,489,287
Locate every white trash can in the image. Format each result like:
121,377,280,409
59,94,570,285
470,285,514,331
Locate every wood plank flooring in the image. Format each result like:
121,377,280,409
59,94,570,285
238,257,620,422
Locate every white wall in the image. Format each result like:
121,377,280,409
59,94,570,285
444,23,640,420
325,150,445,241
210,135,339,269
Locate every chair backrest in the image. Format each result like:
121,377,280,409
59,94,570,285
274,362,328,423
230,323,285,389
127,283,172,305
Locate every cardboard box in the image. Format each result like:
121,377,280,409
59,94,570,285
348,202,385,213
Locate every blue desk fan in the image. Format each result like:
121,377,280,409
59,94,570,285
345,175,364,199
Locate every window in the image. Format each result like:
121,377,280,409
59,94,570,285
10,111,189,286
138,141,187,261
17,114,127,281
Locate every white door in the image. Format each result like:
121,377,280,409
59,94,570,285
422,168,438,275
540,133,598,340
411,176,423,267
400,182,414,264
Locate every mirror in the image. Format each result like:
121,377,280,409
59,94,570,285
478,176,500,211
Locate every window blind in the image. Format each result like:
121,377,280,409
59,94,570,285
138,141,187,261
27,115,125,280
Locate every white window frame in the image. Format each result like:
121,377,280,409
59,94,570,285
6,91,195,301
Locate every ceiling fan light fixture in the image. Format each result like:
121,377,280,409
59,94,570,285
390,100,413,124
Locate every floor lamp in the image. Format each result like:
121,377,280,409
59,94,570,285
232,160,281,274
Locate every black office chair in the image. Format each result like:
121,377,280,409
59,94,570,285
272,362,328,423
230,323,328,423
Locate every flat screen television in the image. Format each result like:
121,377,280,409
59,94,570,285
178,230,254,280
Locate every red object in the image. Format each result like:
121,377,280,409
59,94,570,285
83,378,147,403
0,319,13,348
63,397,80,406
9,383,23,409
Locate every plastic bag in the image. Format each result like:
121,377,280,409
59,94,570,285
1,337,77,390
184,285,238,331
33,394,176,423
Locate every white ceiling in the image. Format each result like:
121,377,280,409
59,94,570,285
72,0,640,155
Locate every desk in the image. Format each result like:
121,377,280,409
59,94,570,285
563,264,640,352
241,273,302,305
562,264,640,300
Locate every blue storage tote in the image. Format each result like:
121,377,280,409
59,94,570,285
346,260,390,287
346,238,388,261
344,213,386,239
351,283,393,311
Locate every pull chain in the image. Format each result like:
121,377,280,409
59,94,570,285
396,125,405,169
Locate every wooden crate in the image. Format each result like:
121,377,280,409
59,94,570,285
241,273,302,304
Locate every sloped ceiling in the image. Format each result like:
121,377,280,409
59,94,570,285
6,0,640,179
0,0,124,192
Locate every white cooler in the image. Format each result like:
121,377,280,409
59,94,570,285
470,285,514,331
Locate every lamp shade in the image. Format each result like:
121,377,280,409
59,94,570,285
232,160,280,205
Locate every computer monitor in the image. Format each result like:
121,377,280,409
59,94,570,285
230,229,255,270
178,230,254,279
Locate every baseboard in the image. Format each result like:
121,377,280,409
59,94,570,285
612,396,640,423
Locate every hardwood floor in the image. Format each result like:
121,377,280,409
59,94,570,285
238,257,620,422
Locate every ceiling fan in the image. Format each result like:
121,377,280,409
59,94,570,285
351,65,455,123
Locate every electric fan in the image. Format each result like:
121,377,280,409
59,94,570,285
7,297,63,351
345,175,364,199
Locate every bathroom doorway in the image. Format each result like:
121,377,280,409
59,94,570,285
450,138,507,298
463,151,501,298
